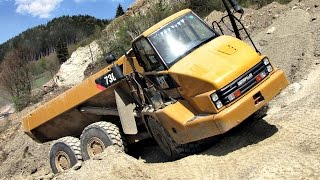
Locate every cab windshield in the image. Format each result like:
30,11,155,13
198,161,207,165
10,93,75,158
148,12,217,67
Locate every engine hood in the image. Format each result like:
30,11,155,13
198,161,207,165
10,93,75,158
169,35,262,97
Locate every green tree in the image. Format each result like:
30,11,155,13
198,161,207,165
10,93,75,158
115,4,125,18
56,40,69,64
0,48,32,110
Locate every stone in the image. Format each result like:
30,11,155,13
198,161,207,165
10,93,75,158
37,173,54,180
31,168,38,174
267,27,276,34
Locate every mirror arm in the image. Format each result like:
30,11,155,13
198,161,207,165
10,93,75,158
231,14,260,54
222,0,241,40
120,47,137,73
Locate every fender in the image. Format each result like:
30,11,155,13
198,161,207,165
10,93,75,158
114,88,138,134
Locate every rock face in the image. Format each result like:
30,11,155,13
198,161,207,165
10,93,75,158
54,41,103,87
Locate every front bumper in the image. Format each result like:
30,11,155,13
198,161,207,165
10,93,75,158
166,69,289,144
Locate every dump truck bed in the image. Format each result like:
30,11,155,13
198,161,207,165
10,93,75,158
22,56,139,142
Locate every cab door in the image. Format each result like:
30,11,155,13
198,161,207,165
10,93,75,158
133,37,181,99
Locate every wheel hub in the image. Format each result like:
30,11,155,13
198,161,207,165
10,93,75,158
87,137,106,158
55,151,71,172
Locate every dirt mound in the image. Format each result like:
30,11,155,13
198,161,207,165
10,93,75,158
56,146,150,180
1,0,320,179
0,106,52,180
253,8,319,82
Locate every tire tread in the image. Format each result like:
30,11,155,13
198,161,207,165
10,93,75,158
148,118,203,159
80,121,127,158
56,136,82,161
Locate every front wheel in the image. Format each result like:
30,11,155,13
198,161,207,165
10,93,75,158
147,117,202,159
49,136,82,174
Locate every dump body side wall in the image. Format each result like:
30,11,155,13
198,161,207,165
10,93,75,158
23,55,143,142
29,81,131,142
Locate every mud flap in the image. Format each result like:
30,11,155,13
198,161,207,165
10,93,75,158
114,89,138,135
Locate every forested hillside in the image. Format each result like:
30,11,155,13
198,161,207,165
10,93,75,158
0,15,109,63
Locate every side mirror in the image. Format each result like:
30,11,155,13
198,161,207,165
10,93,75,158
105,54,116,64
228,0,244,14
111,64,125,80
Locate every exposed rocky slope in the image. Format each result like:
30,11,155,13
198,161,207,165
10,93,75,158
0,0,319,179
54,41,103,87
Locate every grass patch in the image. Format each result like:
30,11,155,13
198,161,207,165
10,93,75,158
32,71,53,89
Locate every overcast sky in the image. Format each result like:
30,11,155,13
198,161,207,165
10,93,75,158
0,0,134,44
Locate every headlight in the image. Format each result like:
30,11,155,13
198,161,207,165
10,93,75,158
227,93,235,102
267,65,273,72
215,100,223,109
263,58,270,65
260,71,267,78
210,93,219,102
210,92,223,109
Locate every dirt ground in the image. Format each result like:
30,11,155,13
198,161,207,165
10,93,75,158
0,0,320,179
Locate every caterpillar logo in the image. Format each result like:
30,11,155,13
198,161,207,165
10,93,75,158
237,73,253,87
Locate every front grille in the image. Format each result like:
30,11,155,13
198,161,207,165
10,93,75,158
217,61,269,105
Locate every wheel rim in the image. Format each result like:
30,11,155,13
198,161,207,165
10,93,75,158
87,137,106,158
55,151,71,172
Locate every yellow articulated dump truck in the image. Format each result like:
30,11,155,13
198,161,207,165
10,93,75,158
23,0,288,173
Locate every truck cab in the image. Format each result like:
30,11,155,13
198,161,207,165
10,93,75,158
128,9,288,147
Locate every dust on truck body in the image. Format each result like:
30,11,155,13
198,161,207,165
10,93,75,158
23,0,289,174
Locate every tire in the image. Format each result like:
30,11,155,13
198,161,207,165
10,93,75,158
49,136,82,174
147,117,202,159
80,121,125,160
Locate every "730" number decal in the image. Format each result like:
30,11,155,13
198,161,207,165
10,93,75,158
104,73,117,86
95,71,120,90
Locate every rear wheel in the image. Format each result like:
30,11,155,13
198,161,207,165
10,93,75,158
147,117,202,159
80,121,125,160
49,136,82,174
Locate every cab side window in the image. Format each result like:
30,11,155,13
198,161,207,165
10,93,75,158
134,38,164,72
